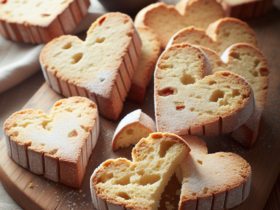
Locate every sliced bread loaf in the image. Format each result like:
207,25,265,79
127,26,161,104
155,43,254,136
135,0,225,49
177,135,251,210
91,132,190,210
40,13,142,121
169,17,257,56
112,109,156,150
0,0,90,43
3,97,99,188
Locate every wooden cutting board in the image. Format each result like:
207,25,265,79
1,8,280,210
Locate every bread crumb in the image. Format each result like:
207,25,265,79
165,201,175,210
29,183,34,188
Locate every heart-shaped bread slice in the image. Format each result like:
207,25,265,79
112,109,156,150
4,97,99,188
127,26,161,104
155,43,254,136
40,13,142,121
135,0,225,49
91,133,190,210
199,44,269,147
177,135,251,210
168,17,257,56
0,0,90,43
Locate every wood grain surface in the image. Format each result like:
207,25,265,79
0,7,280,210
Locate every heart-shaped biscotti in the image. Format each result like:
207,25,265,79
40,13,142,121
0,0,90,43
198,44,269,147
177,135,251,210
155,43,254,136
169,17,257,56
4,97,99,188
135,0,225,49
91,133,190,210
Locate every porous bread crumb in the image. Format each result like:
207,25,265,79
91,133,190,210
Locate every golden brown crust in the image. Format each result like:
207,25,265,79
0,0,90,43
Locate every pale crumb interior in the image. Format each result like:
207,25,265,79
5,98,96,160
115,124,152,149
43,14,133,88
0,0,71,25
95,136,188,210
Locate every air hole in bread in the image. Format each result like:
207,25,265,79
54,52,62,57
190,107,195,112
137,170,144,176
126,129,134,135
180,73,195,85
158,87,177,97
71,53,83,64
41,120,52,130
140,174,161,186
260,68,269,76
192,193,197,196
62,43,72,49
61,0,67,4
195,95,201,99
95,37,105,43
13,131,18,137
41,143,45,146
36,2,42,7
253,71,258,77
232,89,240,97
231,52,241,60
197,159,203,165
117,192,131,200
80,125,90,132
41,14,50,17
126,32,132,37
100,77,105,82
159,141,175,158
209,89,225,102
176,106,185,111
23,1,26,4
49,148,58,155
254,59,260,67
99,17,106,25
115,175,131,185
130,164,137,171
203,187,209,194
208,80,216,85
68,130,78,137
97,173,113,184
12,123,17,127
158,63,173,69
123,19,129,24
223,31,230,37
20,122,32,128
224,85,230,88
206,111,213,115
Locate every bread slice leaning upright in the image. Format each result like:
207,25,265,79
112,109,156,151
91,132,190,210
